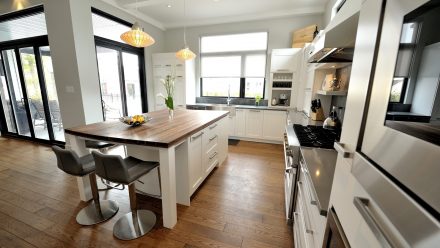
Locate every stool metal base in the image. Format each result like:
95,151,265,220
76,200,119,226
113,210,156,240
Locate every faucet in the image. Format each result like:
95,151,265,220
227,84,231,106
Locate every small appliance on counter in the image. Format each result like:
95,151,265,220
279,93,288,106
323,106,342,130
310,99,325,121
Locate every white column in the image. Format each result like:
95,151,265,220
159,146,177,228
43,0,103,129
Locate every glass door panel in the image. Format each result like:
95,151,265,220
39,46,64,141
2,49,31,137
19,47,49,140
96,46,123,120
122,52,142,115
0,56,17,133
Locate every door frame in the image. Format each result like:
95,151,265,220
94,36,147,119
0,35,64,145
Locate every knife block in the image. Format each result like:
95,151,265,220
311,108,325,121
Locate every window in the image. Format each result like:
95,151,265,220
200,32,267,98
389,77,407,103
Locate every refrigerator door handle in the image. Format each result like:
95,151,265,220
353,197,394,248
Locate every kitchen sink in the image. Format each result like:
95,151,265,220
209,104,236,116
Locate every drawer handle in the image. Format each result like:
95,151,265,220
354,197,393,248
249,109,261,112
209,152,218,160
209,135,217,141
209,124,218,129
300,163,318,206
334,142,353,158
191,132,203,141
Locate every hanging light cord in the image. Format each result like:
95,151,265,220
183,0,187,47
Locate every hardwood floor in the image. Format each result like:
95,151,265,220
0,137,293,247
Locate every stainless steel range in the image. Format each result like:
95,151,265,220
284,124,340,223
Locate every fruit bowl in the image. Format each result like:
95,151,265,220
119,114,152,127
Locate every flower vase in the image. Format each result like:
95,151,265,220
168,108,174,120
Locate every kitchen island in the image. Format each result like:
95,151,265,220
64,108,229,228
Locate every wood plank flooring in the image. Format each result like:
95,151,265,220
0,137,293,247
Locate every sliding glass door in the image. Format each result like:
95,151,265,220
0,42,64,143
95,38,145,120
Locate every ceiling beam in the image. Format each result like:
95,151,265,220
122,0,168,9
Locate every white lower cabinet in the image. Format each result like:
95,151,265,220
188,130,204,194
230,108,287,142
235,109,246,137
245,109,264,138
262,110,287,141
176,118,228,204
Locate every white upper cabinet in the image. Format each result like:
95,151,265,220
152,53,195,110
270,49,300,72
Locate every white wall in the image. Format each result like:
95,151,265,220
164,14,323,99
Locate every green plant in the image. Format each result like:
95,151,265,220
157,74,175,110
255,95,262,104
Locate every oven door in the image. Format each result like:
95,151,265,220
361,0,440,214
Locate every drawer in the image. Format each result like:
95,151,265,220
205,145,219,174
300,168,327,247
203,131,218,152
297,181,316,248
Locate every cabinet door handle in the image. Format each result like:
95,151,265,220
297,182,314,234
209,152,218,160
209,124,218,129
334,142,353,158
191,132,203,141
209,135,217,141
354,197,393,248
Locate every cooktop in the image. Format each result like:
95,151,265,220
293,124,341,149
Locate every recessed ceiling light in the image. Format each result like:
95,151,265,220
167,4,172,8
213,0,220,2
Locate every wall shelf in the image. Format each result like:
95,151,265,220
316,90,348,96
272,88,293,91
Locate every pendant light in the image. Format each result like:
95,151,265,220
176,0,196,61
120,0,155,48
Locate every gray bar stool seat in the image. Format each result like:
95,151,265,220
92,151,160,241
85,140,124,191
52,146,119,226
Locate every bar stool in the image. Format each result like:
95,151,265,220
51,146,119,225
85,140,124,191
91,151,160,240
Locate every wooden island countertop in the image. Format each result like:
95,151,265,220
65,109,229,148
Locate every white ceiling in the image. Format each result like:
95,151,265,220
105,0,328,29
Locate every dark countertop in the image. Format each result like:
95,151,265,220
300,147,337,216
187,103,290,111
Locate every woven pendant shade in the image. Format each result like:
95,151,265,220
120,22,155,48
176,47,196,61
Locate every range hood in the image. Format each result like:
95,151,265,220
308,11,360,63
